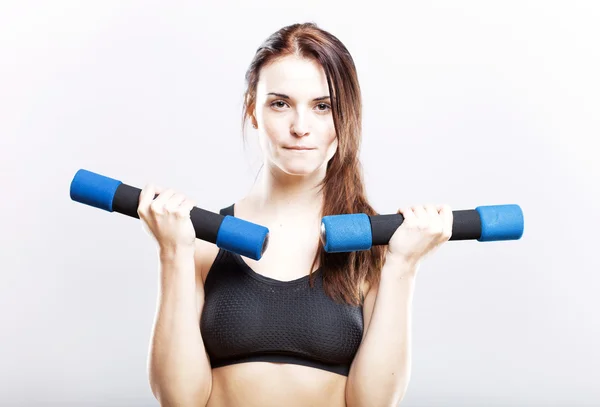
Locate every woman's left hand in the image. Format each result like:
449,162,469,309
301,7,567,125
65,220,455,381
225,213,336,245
386,204,453,269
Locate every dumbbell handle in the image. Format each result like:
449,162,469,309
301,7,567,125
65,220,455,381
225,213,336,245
69,169,269,260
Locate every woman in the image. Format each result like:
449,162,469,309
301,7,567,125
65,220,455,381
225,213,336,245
139,23,452,407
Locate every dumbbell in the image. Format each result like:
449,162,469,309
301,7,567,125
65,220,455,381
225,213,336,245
69,169,270,260
320,204,524,253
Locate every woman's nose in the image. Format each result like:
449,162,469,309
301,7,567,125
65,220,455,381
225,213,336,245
291,112,310,137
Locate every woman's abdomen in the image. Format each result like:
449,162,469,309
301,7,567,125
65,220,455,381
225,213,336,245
206,362,347,407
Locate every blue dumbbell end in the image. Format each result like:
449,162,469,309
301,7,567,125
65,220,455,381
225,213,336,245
321,213,373,253
216,216,270,260
70,169,122,212
476,204,524,241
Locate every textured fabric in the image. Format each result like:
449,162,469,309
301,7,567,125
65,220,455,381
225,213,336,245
199,204,364,376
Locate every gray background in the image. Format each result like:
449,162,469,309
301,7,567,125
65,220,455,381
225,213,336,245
2,1,599,406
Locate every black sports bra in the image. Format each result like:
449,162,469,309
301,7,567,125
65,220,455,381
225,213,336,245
199,204,364,376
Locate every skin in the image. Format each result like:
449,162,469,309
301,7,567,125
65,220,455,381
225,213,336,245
141,54,452,406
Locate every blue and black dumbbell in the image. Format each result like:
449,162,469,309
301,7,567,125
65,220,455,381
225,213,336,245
320,205,524,253
69,169,270,260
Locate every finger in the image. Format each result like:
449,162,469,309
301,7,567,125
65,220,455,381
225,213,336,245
138,184,157,216
175,199,196,218
412,205,427,219
139,184,165,205
151,186,165,200
150,189,176,215
397,207,415,225
412,205,429,228
164,193,187,214
424,204,439,218
424,204,443,235
439,204,453,240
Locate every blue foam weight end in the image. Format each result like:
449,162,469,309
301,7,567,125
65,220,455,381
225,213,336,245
70,169,122,212
321,213,373,253
216,216,270,260
476,204,524,242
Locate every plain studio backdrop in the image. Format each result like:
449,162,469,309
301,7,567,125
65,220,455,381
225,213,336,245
1,1,599,406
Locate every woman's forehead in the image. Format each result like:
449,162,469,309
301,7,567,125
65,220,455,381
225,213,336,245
257,56,329,98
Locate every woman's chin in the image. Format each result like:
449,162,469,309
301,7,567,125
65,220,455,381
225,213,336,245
277,161,320,177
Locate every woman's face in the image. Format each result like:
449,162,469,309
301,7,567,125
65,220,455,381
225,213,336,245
252,55,338,177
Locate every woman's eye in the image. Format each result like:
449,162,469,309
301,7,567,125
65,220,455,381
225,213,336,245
271,101,287,108
316,103,331,111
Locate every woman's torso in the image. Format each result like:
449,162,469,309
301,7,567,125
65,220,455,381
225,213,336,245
195,203,365,407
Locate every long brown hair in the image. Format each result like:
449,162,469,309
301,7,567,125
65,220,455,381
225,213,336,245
241,22,385,306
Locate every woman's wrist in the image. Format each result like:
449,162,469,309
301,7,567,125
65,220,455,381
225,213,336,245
159,244,195,264
383,250,420,279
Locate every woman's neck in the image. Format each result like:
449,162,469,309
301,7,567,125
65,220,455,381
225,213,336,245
246,162,326,222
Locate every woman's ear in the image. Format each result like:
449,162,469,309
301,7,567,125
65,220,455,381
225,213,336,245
246,100,258,129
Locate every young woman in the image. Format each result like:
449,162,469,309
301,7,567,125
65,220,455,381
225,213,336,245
139,22,452,407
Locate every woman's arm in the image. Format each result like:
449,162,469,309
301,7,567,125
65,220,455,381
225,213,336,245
346,203,452,406
345,255,417,407
147,247,212,407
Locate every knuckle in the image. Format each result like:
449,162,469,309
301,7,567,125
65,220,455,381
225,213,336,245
150,202,162,214
143,183,156,195
175,208,188,218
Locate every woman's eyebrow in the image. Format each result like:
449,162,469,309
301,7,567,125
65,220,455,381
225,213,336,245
267,92,330,101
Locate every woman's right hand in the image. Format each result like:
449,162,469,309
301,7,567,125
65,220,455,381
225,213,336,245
137,184,197,255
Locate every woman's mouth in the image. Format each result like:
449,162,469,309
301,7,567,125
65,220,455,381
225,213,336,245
284,146,315,151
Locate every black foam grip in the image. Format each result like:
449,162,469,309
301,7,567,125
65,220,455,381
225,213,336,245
112,183,223,244
368,209,482,245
